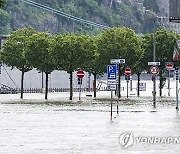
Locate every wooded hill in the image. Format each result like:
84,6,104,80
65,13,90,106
0,0,160,35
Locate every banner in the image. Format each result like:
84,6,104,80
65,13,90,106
173,47,180,61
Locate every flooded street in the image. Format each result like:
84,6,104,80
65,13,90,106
0,100,180,154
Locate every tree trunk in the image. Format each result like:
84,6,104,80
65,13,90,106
45,72,48,100
93,73,97,98
20,71,25,99
137,72,141,97
70,71,73,100
159,69,164,97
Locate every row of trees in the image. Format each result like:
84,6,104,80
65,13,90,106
0,27,179,100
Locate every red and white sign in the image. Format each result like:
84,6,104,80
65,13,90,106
125,68,131,76
150,66,159,75
77,70,85,79
166,63,174,70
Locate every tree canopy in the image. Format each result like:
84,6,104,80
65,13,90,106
0,27,37,98
50,33,97,100
0,0,6,8
97,27,143,73
142,29,177,96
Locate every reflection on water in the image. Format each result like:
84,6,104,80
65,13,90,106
0,101,180,154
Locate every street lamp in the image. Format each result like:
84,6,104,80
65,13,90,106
175,40,180,111
153,17,156,108
146,10,168,108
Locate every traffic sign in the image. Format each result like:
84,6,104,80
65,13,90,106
125,75,130,80
175,69,179,80
110,59,125,64
165,62,174,70
125,68,131,76
78,78,82,85
107,65,117,80
148,62,160,66
108,85,116,90
150,66,159,75
77,70,85,79
107,80,117,85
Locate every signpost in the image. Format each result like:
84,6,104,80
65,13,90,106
110,59,125,64
148,62,160,108
175,68,179,111
125,67,131,98
148,62,160,66
77,70,85,100
77,70,85,79
150,66,159,75
166,63,174,70
110,59,125,99
107,65,117,120
165,62,174,96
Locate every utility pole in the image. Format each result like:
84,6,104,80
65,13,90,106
153,19,156,108
175,68,179,111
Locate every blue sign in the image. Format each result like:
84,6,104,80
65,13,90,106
107,65,117,80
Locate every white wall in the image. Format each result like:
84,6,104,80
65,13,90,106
0,66,94,89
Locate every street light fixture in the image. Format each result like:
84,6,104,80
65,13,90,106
175,40,180,111
146,11,164,108
147,11,158,108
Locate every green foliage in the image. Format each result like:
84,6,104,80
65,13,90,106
0,27,37,71
25,32,55,99
3,0,159,34
97,27,143,73
50,33,96,72
143,0,159,13
142,29,177,95
0,9,11,34
25,32,55,73
142,29,177,70
0,27,38,99
50,33,96,100
0,0,6,8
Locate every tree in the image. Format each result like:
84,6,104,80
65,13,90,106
143,0,159,13
0,27,37,99
83,36,102,98
25,32,55,99
0,9,11,34
97,27,143,97
142,29,177,96
50,33,96,100
0,0,6,8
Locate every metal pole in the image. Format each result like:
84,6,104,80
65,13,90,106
130,76,132,91
176,68,179,111
117,101,119,114
168,70,170,96
111,90,113,120
0,36,1,51
153,20,156,108
127,80,129,98
118,64,121,98
42,72,44,89
79,79,81,101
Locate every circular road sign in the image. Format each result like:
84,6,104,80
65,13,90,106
166,63,173,70
150,66,159,75
125,68,131,76
77,70,85,79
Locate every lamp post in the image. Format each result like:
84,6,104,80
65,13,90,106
175,40,180,111
153,18,157,108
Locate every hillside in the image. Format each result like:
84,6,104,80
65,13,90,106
0,0,171,35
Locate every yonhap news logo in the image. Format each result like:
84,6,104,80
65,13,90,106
119,132,180,149
119,133,134,149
